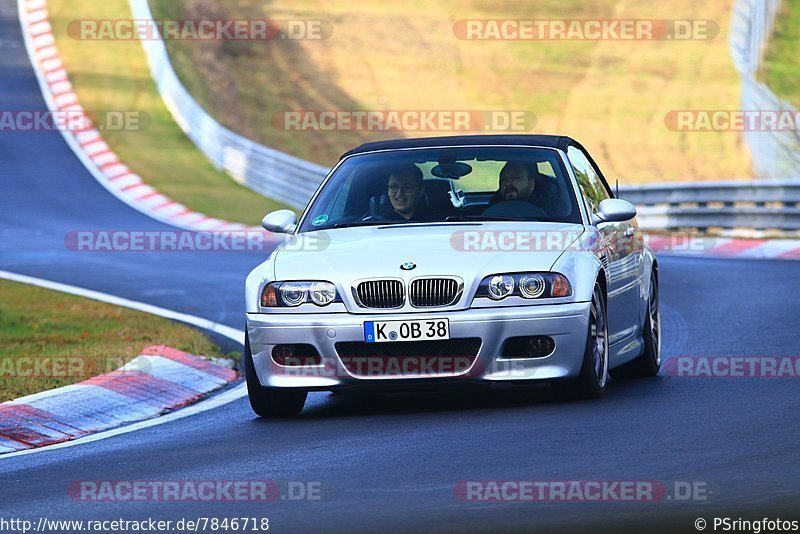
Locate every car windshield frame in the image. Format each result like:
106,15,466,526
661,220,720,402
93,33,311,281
296,145,583,233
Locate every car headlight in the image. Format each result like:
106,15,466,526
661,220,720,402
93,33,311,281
309,281,337,306
519,274,546,298
280,282,307,306
261,281,340,307
476,272,572,301
487,274,515,300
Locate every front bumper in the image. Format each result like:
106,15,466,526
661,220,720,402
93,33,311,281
246,302,591,389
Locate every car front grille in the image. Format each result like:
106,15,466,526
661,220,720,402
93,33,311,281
409,278,460,307
355,280,405,309
336,338,481,377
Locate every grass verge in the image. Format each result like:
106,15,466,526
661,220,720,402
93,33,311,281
761,0,800,107
149,0,751,183
46,0,292,224
0,280,230,403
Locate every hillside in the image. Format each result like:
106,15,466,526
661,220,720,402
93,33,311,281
151,0,752,183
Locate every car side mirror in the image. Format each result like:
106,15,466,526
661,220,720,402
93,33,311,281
261,209,297,233
591,199,637,225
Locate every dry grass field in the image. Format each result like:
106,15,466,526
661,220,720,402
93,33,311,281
47,0,755,227
152,0,752,183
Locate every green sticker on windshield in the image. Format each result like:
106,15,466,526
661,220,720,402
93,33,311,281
312,214,329,226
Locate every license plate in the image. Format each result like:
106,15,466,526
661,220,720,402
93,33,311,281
364,319,450,343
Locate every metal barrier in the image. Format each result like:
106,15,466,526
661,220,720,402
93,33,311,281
620,181,800,232
730,0,800,180
128,0,328,210
130,0,799,233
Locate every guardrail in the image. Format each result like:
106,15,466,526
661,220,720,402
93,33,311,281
129,0,799,234
128,0,328,210
620,181,800,232
729,0,800,181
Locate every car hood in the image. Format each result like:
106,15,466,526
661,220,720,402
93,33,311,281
273,222,585,282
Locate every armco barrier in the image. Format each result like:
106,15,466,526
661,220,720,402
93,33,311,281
129,0,800,235
729,0,800,180
128,0,328,210
620,181,800,232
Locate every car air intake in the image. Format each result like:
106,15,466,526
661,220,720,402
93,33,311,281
336,338,481,377
355,279,405,308
271,344,322,366
410,278,460,307
500,336,556,359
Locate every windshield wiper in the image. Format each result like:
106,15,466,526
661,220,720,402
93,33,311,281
328,220,404,229
328,216,538,228
444,215,538,222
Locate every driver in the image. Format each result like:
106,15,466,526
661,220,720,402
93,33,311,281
491,161,557,213
497,161,536,201
384,164,426,220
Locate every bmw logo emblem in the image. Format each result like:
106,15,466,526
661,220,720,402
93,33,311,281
400,262,416,271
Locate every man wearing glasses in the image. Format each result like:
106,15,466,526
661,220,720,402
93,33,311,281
384,164,427,220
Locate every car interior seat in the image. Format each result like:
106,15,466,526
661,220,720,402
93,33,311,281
422,178,456,216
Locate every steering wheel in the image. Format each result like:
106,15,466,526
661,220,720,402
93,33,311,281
481,200,547,218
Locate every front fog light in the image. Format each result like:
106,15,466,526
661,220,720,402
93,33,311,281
519,274,546,298
309,282,336,306
487,275,514,300
280,282,306,306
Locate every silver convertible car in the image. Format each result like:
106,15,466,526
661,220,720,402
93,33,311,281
245,135,660,416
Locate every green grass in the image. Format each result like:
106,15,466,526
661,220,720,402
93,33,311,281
0,280,230,402
761,0,800,107
48,0,754,211
47,0,293,225
149,0,751,183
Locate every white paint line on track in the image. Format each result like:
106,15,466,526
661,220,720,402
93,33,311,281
9,0,257,459
0,270,247,460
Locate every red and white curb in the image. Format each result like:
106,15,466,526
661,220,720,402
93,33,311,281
0,346,238,454
645,235,800,260
17,0,258,233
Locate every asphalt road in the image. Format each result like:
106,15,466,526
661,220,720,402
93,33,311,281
1,1,799,531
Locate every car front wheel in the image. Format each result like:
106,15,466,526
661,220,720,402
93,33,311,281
244,333,307,417
552,283,608,400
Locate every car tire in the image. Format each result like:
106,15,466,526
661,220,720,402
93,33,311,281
619,272,661,377
244,333,307,417
552,283,609,400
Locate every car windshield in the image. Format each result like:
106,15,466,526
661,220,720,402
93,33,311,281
297,146,582,232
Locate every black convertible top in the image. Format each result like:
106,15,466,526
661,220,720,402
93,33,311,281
340,134,578,159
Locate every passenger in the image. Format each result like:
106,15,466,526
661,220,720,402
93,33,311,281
384,164,427,220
